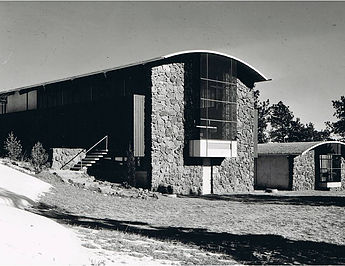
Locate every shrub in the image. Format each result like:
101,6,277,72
31,142,49,172
3,132,22,160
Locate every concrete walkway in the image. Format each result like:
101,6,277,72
0,162,91,265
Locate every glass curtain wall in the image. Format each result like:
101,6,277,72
318,143,343,183
319,154,342,182
199,54,237,141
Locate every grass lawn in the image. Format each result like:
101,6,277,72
31,172,345,265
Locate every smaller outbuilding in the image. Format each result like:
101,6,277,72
255,141,345,191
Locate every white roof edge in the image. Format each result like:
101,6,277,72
302,141,345,155
163,50,269,81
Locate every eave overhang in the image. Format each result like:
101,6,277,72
0,50,270,95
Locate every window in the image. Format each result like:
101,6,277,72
0,90,37,114
27,90,37,110
5,92,27,113
0,95,7,114
319,154,342,182
198,54,237,141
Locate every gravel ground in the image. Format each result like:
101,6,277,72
31,171,345,265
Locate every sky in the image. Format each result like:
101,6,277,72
0,1,344,129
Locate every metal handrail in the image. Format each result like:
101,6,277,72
60,135,108,170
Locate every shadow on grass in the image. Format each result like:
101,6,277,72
180,194,345,207
31,202,345,265
0,188,35,209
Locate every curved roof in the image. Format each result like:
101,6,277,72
0,50,269,95
164,50,269,82
258,141,345,156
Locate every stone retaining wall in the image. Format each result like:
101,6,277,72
51,148,86,170
292,151,315,190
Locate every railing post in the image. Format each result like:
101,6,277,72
106,135,108,150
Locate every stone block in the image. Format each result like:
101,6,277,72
292,151,315,191
51,148,86,170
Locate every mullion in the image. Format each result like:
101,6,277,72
201,118,237,123
200,97,236,104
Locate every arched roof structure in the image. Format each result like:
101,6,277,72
258,141,345,156
163,50,269,82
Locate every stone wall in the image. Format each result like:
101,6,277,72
51,148,86,170
151,63,203,195
292,150,315,190
150,62,256,195
212,81,255,193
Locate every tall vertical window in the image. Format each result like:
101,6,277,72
198,54,237,141
319,154,342,182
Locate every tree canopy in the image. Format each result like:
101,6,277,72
254,91,330,143
254,90,270,143
328,96,345,141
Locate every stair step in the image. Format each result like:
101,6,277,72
81,160,97,164
69,148,108,171
85,154,105,158
90,150,108,154
74,163,93,167
75,161,93,165
82,158,100,162
88,152,107,155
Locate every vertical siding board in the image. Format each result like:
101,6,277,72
134,94,145,157
253,109,258,158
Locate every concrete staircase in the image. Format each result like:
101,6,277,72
70,149,108,171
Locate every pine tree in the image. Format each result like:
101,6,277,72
3,132,22,160
328,96,345,140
